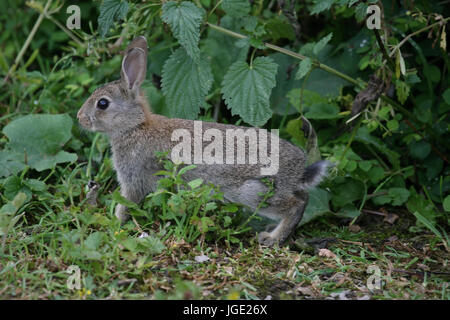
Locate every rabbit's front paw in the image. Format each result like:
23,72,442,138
115,204,130,224
258,232,277,247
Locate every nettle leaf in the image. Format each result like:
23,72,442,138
313,33,333,56
98,0,129,37
310,0,336,15
161,48,213,119
2,114,77,173
221,57,278,126
295,57,312,80
221,0,250,18
162,1,205,61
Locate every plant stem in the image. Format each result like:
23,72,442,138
374,28,395,71
207,0,223,20
207,22,361,88
3,0,52,83
44,13,84,47
206,22,450,149
388,17,450,59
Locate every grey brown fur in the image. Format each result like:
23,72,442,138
77,36,330,247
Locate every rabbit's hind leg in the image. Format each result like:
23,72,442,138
114,184,146,224
258,191,308,247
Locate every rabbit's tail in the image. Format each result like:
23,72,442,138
300,160,332,190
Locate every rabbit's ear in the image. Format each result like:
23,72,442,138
121,37,147,91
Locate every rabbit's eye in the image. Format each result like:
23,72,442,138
97,98,109,110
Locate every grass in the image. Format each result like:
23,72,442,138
0,157,448,300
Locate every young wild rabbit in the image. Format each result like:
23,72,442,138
77,36,330,247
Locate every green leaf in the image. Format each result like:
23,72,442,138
178,164,197,176
304,102,340,119
98,0,129,37
367,166,384,183
23,179,47,192
388,187,411,206
161,1,204,61
221,57,278,126
161,48,213,119
286,88,328,111
356,126,400,169
300,188,331,225
221,0,250,18
331,179,365,208
295,58,312,80
85,232,105,251
409,139,431,160
204,202,217,212
406,189,436,225
387,119,399,131
0,150,26,178
336,204,361,218
286,118,307,148
265,18,295,41
310,0,335,15
0,192,28,237
358,160,373,172
443,88,450,105
188,178,203,189
412,211,442,238
354,2,368,22
0,192,28,216
112,190,147,216
3,176,32,201
2,114,77,172
443,195,450,212
313,33,333,55
395,80,410,105
136,235,165,254
202,16,249,86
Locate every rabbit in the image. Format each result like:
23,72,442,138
77,36,331,247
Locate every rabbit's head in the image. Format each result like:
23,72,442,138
77,36,151,135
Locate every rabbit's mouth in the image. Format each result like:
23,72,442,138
78,115,94,131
